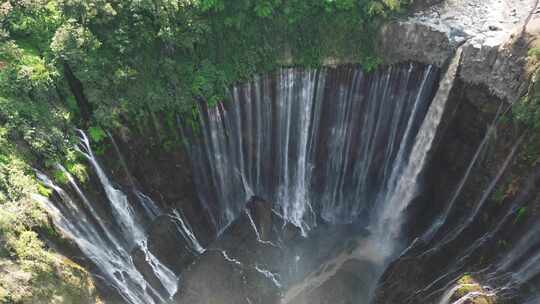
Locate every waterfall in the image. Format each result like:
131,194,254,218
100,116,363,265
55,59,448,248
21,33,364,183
245,208,278,247
371,50,460,256
36,131,181,304
448,291,494,304
189,63,440,236
36,61,480,304
36,172,163,304
255,265,283,289
438,284,465,304
170,209,205,254
139,239,179,296
422,103,504,242
75,130,146,247
499,220,540,283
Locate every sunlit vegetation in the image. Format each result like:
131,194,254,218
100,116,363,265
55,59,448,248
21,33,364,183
0,0,407,301
513,47,540,165
0,143,99,303
2,0,408,133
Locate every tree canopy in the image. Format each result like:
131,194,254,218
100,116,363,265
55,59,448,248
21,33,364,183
1,0,407,138
0,1,408,301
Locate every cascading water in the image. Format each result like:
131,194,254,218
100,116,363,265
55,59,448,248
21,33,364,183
36,171,169,304
32,57,539,304
370,51,460,256
188,63,440,238
180,60,514,304
35,131,205,304
75,130,146,247
170,209,206,254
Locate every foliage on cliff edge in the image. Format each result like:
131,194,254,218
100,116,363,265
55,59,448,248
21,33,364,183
0,0,407,301
1,0,408,131
0,143,100,304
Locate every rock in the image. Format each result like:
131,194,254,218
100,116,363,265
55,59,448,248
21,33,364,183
448,275,496,304
284,259,380,304
146,214,198,273
131,245,168,298
458,35,531,103
246,196,274,241
410,0,445,12
376,0,538,104
377,21,454,67
173,251,280,304
173,197,283,304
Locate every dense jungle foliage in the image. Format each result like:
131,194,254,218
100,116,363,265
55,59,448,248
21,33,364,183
0,0,409,161
0,0,407,302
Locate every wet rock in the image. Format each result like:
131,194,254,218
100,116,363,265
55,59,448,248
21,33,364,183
448,275,496,304
372,256,428,304
246,196,273,241
173,197,283,304
173,251,280,304
146,214,197,273
131,245,168,297
212,197,287,269
284,259,380,304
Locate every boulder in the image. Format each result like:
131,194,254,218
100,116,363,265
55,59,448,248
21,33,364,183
146,214,198,273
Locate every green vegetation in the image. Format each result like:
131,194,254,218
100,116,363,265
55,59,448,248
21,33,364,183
451,275,495,304
0,144,100,303
514,206,527,224
513,48,540,130
2,0,408,137
0,0,410,184
0,0,407,301
513,47,540,164
492,176,519,205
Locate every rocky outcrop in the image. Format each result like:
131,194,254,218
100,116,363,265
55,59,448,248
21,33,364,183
377,21,454,67
144,214,198,274
377,0,540,102
458,36,531,103
372,1,540,303
173,198,284,304
102,127,215,245
131,245,169,298
174,250,280,304
284,259,380,304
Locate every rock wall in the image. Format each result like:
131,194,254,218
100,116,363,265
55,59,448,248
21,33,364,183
40,1,540,303
377,0,540,102
372,1,540,303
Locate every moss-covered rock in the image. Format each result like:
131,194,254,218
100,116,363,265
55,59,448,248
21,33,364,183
0,253,102,304
449,275,496,304
0,155,102,304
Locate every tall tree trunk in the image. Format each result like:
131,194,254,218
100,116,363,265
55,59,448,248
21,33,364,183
63,61,92,125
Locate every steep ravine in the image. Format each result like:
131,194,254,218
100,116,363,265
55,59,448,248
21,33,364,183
35,1,540,304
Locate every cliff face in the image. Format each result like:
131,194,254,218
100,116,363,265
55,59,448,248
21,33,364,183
378,0,539,102
34,1,540,303
372,1,540,303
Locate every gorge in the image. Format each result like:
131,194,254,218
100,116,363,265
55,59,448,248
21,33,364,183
1,0,540,304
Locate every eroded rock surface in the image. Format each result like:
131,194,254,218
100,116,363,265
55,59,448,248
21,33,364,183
378,0,540,102
173,198,283,304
